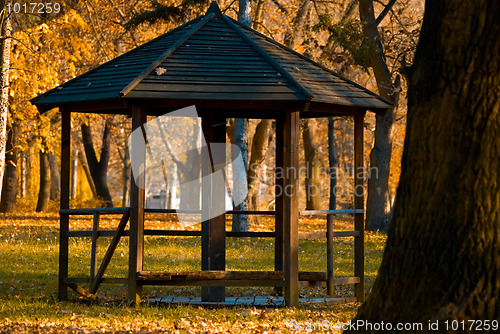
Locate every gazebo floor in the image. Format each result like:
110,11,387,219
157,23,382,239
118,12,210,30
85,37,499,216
146,295,357,307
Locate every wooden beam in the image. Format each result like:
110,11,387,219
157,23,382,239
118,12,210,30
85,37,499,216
66,283,97,300
59,108,71,301
91,210,130,294
299,209,363,215
298,231,360,239
60,207,130,215
274,117,284,296
90,213,100,283
327,214,334,295
282,111,300,307
354,112,365,302
128,106,146,305
137,271,285,281
201,113,227,302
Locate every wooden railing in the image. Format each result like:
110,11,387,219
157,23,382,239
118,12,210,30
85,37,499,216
59,207,363,300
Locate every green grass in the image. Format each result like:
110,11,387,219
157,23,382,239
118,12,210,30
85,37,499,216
0,212,386,333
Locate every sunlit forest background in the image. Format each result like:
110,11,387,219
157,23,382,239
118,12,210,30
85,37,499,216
2,0,423,215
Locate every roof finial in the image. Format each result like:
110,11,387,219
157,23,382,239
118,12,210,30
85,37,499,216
206,1,222,16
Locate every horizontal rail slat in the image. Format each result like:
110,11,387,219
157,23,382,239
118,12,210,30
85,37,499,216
137,270,285,281
60,207,130,215
299,231,360,239
299,209,364,216
67,230,276,238
144,209,275,216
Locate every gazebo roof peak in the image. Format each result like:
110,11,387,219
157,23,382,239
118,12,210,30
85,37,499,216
31,1,391,114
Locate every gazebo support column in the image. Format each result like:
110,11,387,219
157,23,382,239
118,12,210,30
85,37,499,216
201,114,226,302
274,119,284,296
128,106,146,305
59,108,71,301
354,112,365,302
279,111,300,307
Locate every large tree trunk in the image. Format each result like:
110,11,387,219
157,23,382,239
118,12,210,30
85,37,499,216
36,150,51,212
350,1,500,330
81,122,113,207
0,3,12,197
0,120,18,212
360,0,400,231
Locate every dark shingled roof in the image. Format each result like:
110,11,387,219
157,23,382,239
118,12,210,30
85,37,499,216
31,2,391,112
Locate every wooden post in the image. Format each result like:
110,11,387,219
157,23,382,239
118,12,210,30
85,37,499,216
90,213,100,283
282,111,299,306
201,113,226,302
354,112,365,302
326,213,334,296
59,108,71,301
274,118,284,296
128,106,146,305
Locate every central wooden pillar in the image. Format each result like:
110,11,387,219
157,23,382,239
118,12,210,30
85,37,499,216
59,107,71,301
201,112,226,302
354,112,365,302
276,111,300,306
128,106,146,305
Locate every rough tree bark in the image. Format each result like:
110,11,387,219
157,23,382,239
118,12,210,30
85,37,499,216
81,122,113,207
360,0,400,231
0,3,12,198
350,1,500,330
0,119,18,212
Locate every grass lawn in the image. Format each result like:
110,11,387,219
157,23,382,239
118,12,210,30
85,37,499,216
0,212,386,333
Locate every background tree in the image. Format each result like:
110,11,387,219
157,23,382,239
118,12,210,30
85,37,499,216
350,0,500,329
0,1,12,198
360,0,401,231
81,122,113,207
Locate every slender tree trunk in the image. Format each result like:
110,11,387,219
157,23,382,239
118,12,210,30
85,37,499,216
20,150,26,198
121,147,130,207
70,149,78,199
48,152,60,200
350,1,500,329
232,118,249,232
0,120,18,212
81,122,113,207
231,1,252,231
0,3,12,197
302,119,322,209
77,150,97,198
328,118,337,210
284,0,322,210
247,119,272,214
360,0,400,231
36,150,51,212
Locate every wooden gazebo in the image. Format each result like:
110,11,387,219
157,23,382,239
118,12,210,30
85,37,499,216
32,2,390,306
